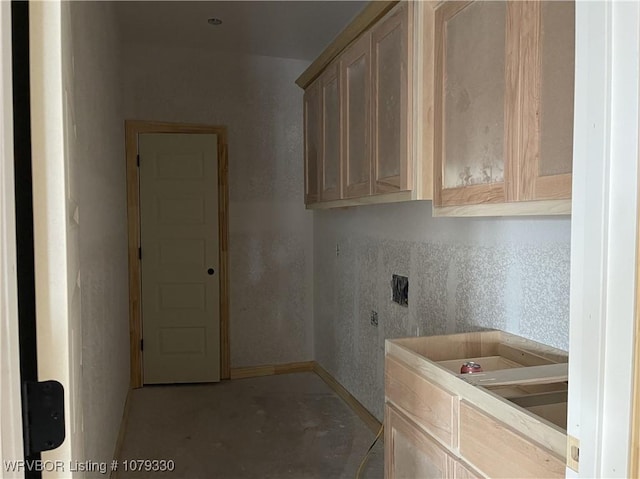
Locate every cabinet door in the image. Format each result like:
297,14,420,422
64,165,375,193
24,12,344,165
303,79,321,205
435,1,574,209
372,3,411,195
518,0,574,201
341,32,372,199
385,404,452,479
459,400,565,478
434,1,509,207
319,62,342,201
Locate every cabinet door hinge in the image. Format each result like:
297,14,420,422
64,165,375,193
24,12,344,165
137,154,140,167
140,339,144,351
138,247,142,260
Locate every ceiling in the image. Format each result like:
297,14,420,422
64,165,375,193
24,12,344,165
115,1,368,61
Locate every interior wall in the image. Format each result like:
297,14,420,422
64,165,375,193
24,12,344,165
314,201,571,419
122,44,314,367
66,1,130,468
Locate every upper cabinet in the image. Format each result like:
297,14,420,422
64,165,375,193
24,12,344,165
303,79,321,204
433,0,575,215
342,32,372,199
298,0,574,216
372,3,410,194
319,62,342,201
298,1,433,209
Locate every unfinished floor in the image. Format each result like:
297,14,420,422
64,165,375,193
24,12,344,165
115,372,384,479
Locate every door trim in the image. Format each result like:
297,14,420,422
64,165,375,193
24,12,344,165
125,120,230,387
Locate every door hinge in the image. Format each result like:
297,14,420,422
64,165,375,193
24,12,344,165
138,247,142,260
137,154,140,167
22,380,65,455
140,339,144,351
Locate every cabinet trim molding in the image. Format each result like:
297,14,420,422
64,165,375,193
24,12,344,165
296,1,399,90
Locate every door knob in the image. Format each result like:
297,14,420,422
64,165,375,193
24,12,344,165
207,268,215,275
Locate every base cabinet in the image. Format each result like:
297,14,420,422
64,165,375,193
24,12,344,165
459,401,565,478
385,405,452,479
384,332,569,479
385,404,487,479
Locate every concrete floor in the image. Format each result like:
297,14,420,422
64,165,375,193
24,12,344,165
116,372,384,479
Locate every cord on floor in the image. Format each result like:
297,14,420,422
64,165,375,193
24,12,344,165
355,424,384,479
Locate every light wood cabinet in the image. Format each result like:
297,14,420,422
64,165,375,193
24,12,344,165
385,331,570,479
319,62,342,201
298,1,434,209
459,400,565,478
300,0,573,215
372,2,410,194
385,404,452,479
303,79,321,204
342,32,372,199
385,355,457,448
433,1,575,215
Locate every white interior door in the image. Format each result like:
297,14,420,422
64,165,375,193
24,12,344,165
139,133,220,384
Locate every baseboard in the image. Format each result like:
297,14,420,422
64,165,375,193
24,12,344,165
229,360,315,379
312,362,382,434
110,388,133,479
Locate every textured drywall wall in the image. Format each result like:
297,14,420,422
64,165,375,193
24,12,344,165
122,44,314,367
66,1,130,470
314,201,571,420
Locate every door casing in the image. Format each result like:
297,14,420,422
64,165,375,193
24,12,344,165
125,120,230,387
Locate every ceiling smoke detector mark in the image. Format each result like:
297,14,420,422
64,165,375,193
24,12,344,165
392,274,409,307
370,310,378,327
207,18,223,26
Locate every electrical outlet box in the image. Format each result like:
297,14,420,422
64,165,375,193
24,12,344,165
392,274,409,307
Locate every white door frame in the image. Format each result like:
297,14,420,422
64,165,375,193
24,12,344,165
29,1,72,474
0,1,25,475
125,120,230,388
568,1,640,477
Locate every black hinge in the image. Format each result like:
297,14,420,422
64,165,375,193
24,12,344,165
138,247,142,260
140,339,144,351
137,154,140,167
22,380,65,456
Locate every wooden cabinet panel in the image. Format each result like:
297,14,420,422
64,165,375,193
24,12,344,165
341,32,371,198
443,1,506,191
303,79,321,205
434,0,574,213
532,0,575,200
320,62,342,201
513,0,574,203
435,1,508,207
385,404,452,479
459,400,565,478
385,356,457,448
372,2,410,194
